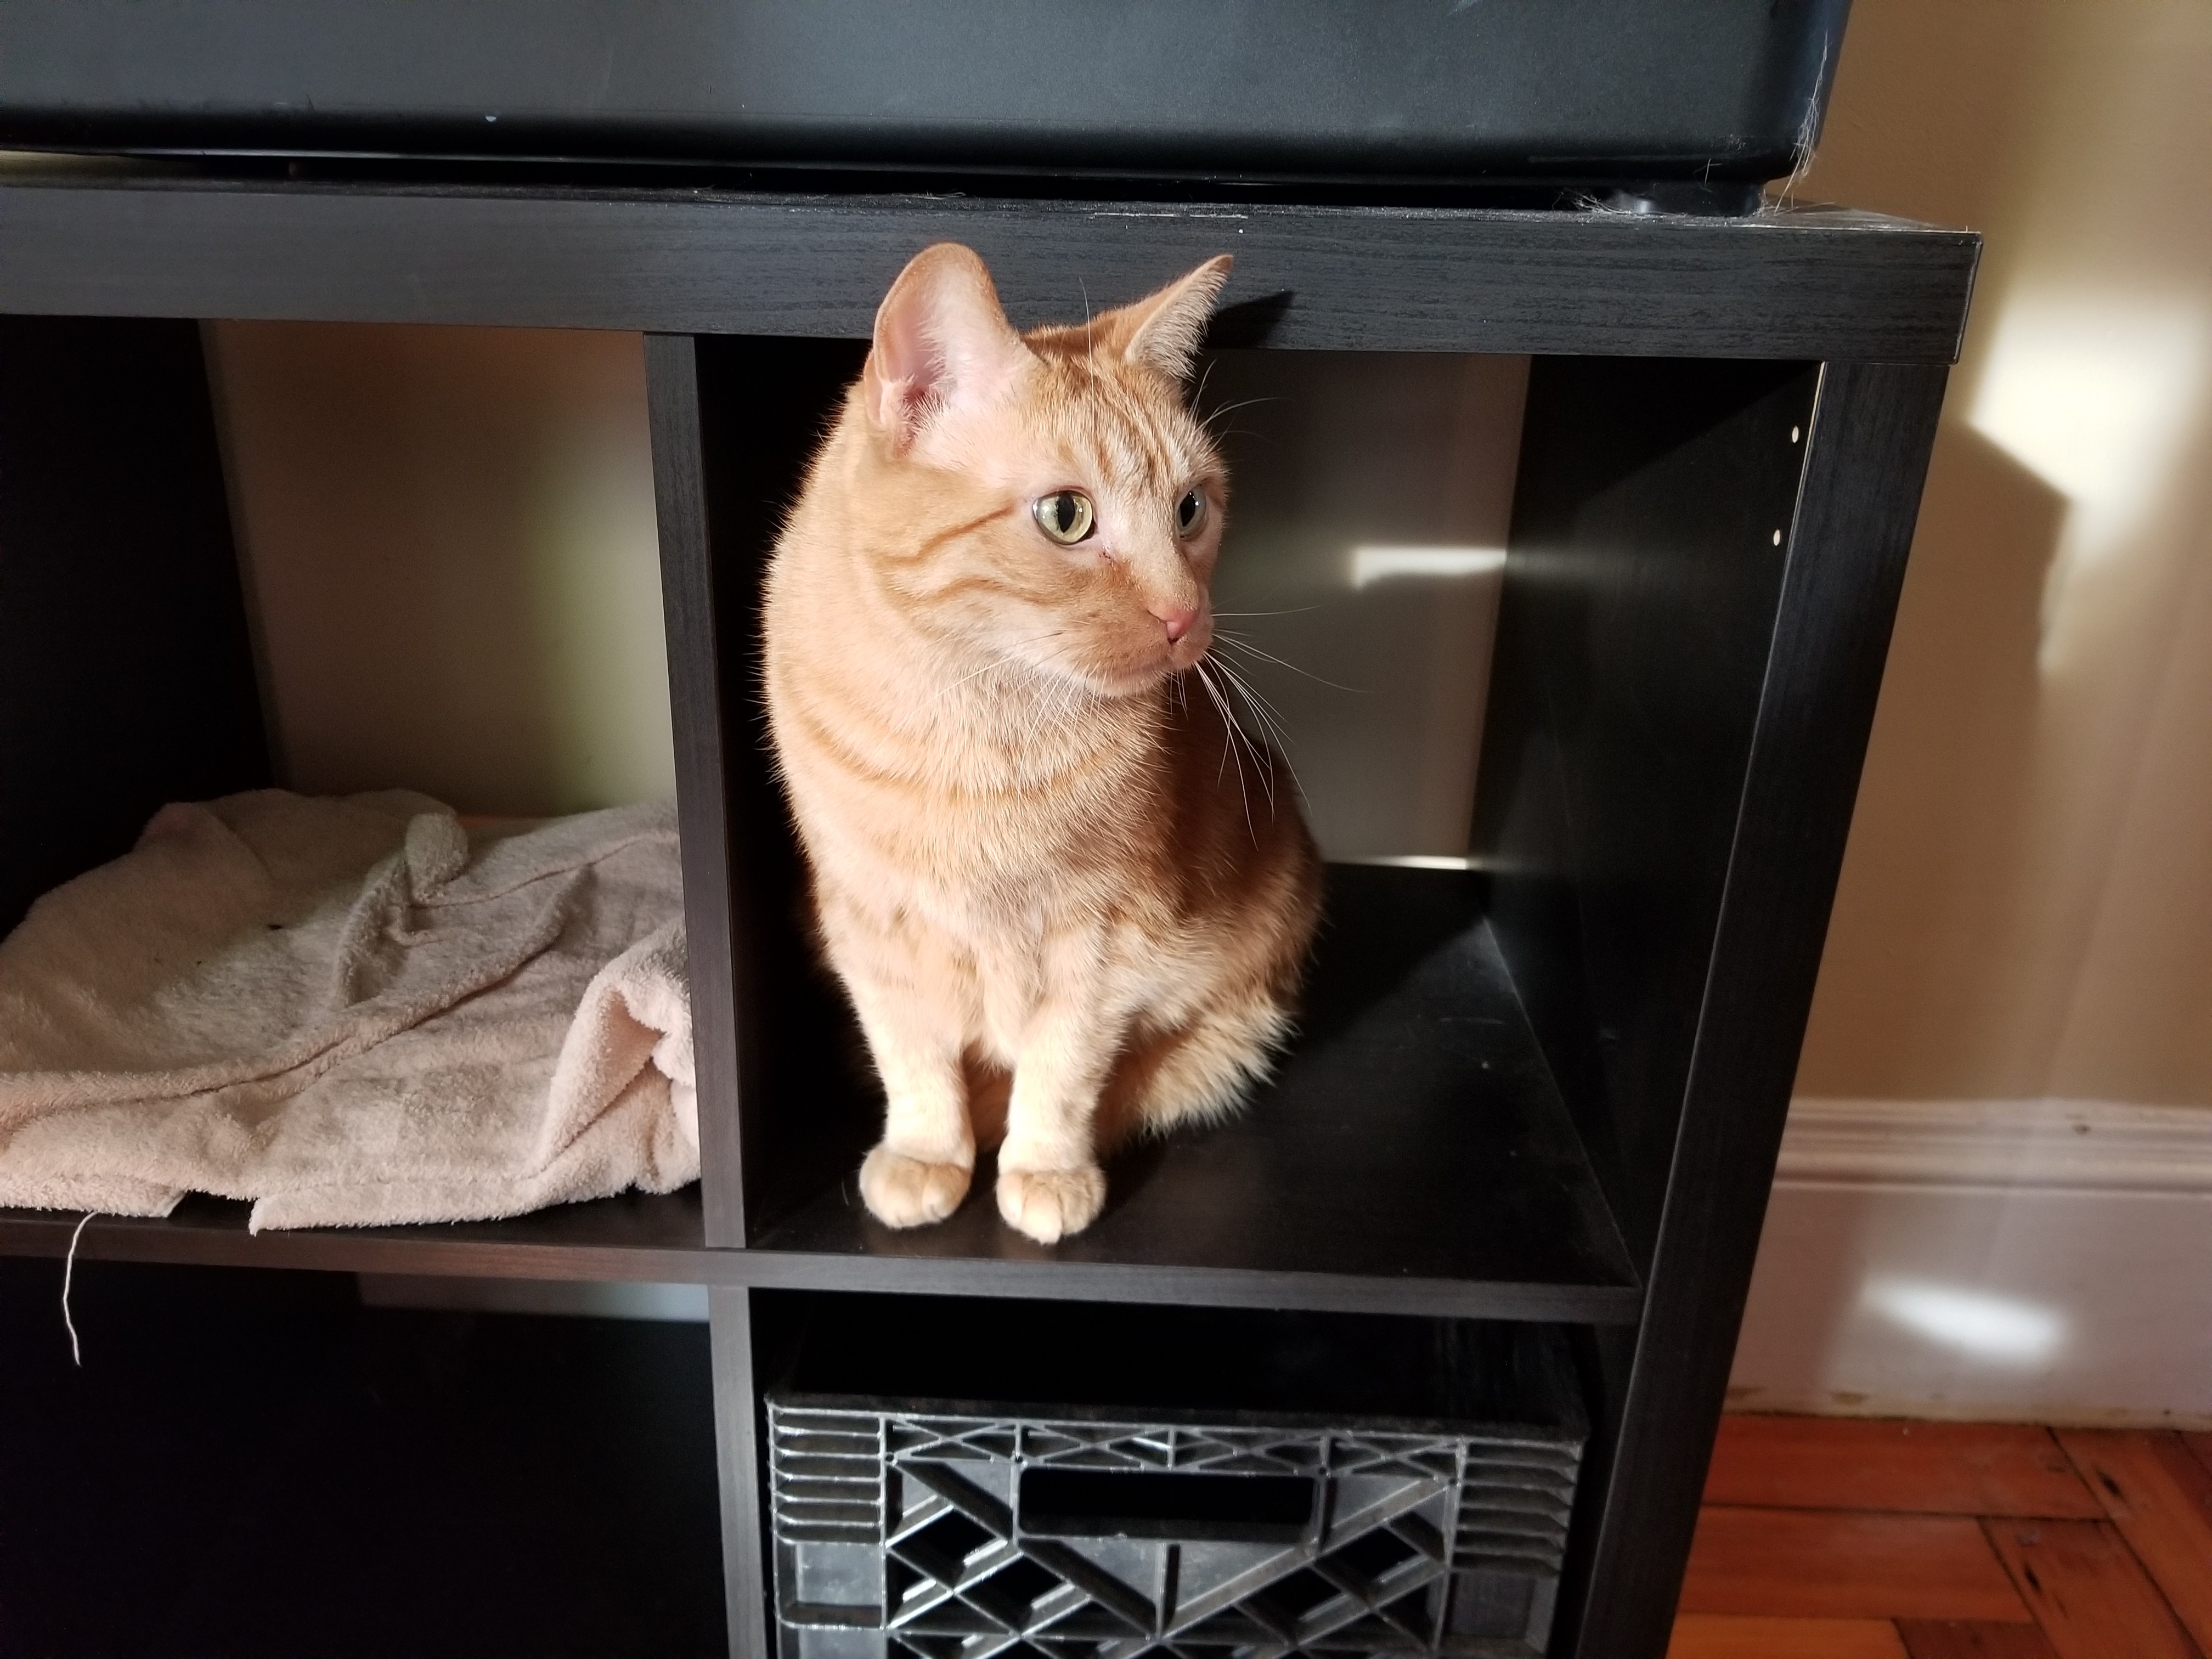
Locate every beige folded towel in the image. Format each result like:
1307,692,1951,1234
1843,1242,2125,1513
0,790,695,1230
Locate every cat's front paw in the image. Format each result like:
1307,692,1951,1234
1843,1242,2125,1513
859,1144,972,1228
996,1164,1107,1244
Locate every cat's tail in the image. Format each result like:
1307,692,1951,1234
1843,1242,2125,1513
1099,991,1296,1148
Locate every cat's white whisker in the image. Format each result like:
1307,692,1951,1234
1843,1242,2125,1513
1209,657,1306,809
1080,279,1099,386
1195,659,1263,839
1205,657,1285,814
1212,633,1369,693
1193,661,1240,785
1198,394,1280,435
924,653,1019,705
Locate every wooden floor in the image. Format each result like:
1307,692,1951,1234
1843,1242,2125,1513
1675,1416,2212,1658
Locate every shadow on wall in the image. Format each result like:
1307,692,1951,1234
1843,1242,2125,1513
1792,0,2212,1108
1796,425,2065,1098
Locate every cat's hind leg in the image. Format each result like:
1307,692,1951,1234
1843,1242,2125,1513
1099,989,1295,1148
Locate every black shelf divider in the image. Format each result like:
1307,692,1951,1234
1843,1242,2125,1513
647,330,752,1250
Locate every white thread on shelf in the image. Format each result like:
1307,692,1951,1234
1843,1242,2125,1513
61,1211,97,1366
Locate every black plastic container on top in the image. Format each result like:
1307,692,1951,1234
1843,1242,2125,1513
760,1296,1588,1658
0,0,1848,204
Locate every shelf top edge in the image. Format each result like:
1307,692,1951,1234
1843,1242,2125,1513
0,158,1975,244
0,155,1977,357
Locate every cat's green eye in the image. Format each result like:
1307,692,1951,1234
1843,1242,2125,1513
1033,490,1096,545
1176,489,1209,538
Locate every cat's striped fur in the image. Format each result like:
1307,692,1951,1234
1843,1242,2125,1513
763,244,1320,1243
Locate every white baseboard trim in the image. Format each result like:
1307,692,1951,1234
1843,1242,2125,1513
1778,1094,2212,1192
1733,1095,2212,1427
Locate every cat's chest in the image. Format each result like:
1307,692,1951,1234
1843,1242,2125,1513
882,800,1129,908
808,772,1144,934
809,724,1151,857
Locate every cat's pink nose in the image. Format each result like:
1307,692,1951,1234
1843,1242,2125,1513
1153,604,1198,643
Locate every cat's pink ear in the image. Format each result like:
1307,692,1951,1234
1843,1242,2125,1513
1102,256,1234,382
864,244,1028,447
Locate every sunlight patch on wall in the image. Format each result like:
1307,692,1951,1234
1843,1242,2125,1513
1967,290,2210,674
1863,1276,2067,1366
1349,545,1509,588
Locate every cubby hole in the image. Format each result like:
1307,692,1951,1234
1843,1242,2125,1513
690,336,1821,1309
0,1254,725,1658
751,1291,1588,1656
0,315,698,1254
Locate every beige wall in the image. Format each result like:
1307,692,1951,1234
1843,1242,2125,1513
1792,0,2212,1107
207,322,674,819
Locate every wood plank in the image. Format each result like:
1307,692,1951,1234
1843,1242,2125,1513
1708,1416,2101,1517
1672,1613,1909,1658
0,173,1980,361
2185,1433,2212,1481
1898,1622,2063,1658
2057,1431,2212,1652
1681,1508,2031,1622
0,866,1645,1322
1983,1519,2200,1659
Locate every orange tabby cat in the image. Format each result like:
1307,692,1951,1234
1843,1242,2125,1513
763,243,1321,1244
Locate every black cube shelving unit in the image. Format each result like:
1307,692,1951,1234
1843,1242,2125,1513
0,161,1974,1659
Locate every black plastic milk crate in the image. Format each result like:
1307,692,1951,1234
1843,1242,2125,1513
761,1299,1588,1658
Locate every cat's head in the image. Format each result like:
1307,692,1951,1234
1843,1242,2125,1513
855,242,1232,698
